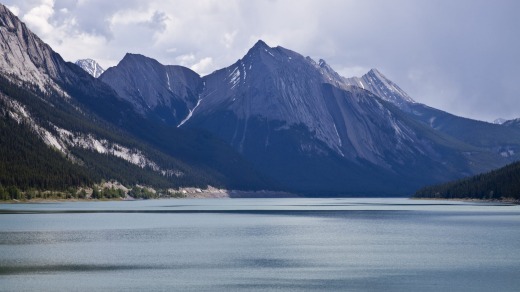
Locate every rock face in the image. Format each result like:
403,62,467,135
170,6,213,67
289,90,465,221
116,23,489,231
0,4,71,94
75,59,105,78
100,53,202,125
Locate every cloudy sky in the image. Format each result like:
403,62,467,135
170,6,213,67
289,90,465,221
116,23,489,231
4,0,520,122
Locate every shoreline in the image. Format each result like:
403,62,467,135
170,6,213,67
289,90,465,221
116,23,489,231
412,197,520,205
1,189,299,204
4,193,518,205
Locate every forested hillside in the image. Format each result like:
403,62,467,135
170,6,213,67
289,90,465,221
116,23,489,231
0,73,270,200
414,162,520,200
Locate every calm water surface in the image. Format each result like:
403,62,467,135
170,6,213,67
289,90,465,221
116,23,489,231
0,198,519,291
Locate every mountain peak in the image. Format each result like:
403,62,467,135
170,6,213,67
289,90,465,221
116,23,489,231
0,4,16,26
363,68,415,104
342,68,415,108
366,68,389,81
368,68,382,75
493,118,507,125
253,39,270,49
117,53,162,68
121,53,148,62
75,58,105,78
245,40,274,56
99,52,202,124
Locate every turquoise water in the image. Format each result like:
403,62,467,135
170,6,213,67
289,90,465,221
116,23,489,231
0,198,519,291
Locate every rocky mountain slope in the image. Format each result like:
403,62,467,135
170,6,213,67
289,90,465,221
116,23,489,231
0,4,269,192
100,54,202,125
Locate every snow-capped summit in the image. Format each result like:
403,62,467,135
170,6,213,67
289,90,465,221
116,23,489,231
493,118,507,125
75,59,105,78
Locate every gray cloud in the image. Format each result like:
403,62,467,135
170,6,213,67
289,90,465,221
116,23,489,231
3,0,520,121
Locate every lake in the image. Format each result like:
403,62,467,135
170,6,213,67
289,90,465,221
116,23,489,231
0,198,519,291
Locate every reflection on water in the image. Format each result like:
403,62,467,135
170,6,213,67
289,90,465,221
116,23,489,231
0,198,519,291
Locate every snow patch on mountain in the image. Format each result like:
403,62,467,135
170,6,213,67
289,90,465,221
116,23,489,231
229,66,241,89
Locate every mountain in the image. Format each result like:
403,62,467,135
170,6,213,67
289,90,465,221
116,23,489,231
99,54,201,125
98,39,520,195
182,40,516,194
318,61,520,160
75,59,105,78
404,104,520,161
340,68,520,160
414,161,520,201
0,4,270,193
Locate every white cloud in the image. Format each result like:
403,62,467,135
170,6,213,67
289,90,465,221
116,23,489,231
110,8,153,25
190,57,213,76
6,5,20,16
21,0,55,35
175,54,196,66
336,66,371,79
222,30,238,49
